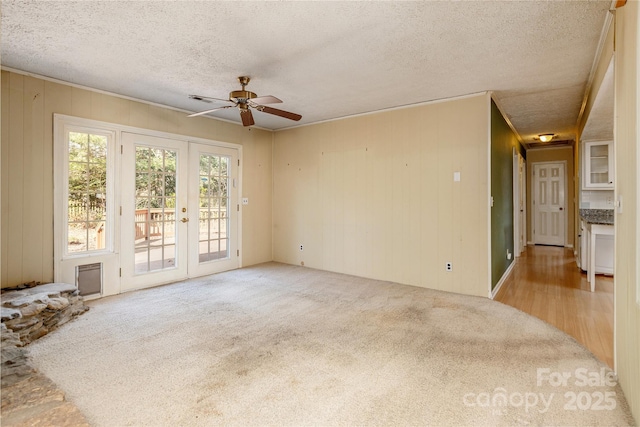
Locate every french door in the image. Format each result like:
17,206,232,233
187,143,239,276
121,133,239,291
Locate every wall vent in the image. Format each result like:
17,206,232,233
76,263,102,296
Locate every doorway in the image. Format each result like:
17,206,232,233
513,150,526,256
120,133,239,290
532,161,566,246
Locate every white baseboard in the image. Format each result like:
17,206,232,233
525,241,574,249
595,267,614,275
490,260,516,299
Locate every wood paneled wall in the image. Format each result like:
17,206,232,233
613,2,639,421
272,94,490,297
1,71,273,287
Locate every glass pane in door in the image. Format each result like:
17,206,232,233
67,132,108,254
198,154,230,263
134,147,178,273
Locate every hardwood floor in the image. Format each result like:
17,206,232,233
494,245,614,367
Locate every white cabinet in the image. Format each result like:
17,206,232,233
583,141,613,189
585,222,614,291
594,234,614,275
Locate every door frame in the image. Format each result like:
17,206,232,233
532,160,567,247
513,149,526,256
52,114,243,297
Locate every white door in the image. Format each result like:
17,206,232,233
519,157,526,253
188,143,239,277
533,162,565,246
121,134,239,291
121,133,189,290
513,152,527,256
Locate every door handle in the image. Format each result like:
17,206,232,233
559,207,563,211
181,218,189,223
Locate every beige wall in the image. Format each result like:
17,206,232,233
273,94,490,297
613,1,639,421
1,71,273,288
580,21,615,136
525,147,575,247
574,15,613,211
576,20,615,254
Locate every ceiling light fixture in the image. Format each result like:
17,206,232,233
538,134,554,142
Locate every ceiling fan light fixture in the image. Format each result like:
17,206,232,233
188,76,301,126
538,134,554,143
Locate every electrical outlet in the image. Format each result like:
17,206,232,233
446,262,452,272
242,197,249,205
300,245,303,251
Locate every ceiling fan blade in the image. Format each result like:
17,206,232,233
187,105,234,118
250,95,282,105
258,106,302,121
240,108,255,127
189,94,233,104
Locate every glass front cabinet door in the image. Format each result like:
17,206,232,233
583,140,614,189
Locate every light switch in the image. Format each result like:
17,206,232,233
242,197,249,205
616,195,623,213
453,171,461,182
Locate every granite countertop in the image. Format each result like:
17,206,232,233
580,209,614,225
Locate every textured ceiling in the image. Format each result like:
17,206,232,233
1,1,612,141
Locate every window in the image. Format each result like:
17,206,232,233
62,127,114,256
198,154,230,262
134,146,177,272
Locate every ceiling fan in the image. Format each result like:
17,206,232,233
188,76,302,127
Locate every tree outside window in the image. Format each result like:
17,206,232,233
67,132,108,253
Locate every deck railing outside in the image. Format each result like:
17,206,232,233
134,208,227,241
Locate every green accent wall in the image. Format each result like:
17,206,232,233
490,100,518,290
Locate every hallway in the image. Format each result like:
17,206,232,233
495,245,614,367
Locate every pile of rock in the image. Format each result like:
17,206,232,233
1,323,34,387
1,283,89,387
1,283,89,345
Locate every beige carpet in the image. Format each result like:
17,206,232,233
27,263,635,426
